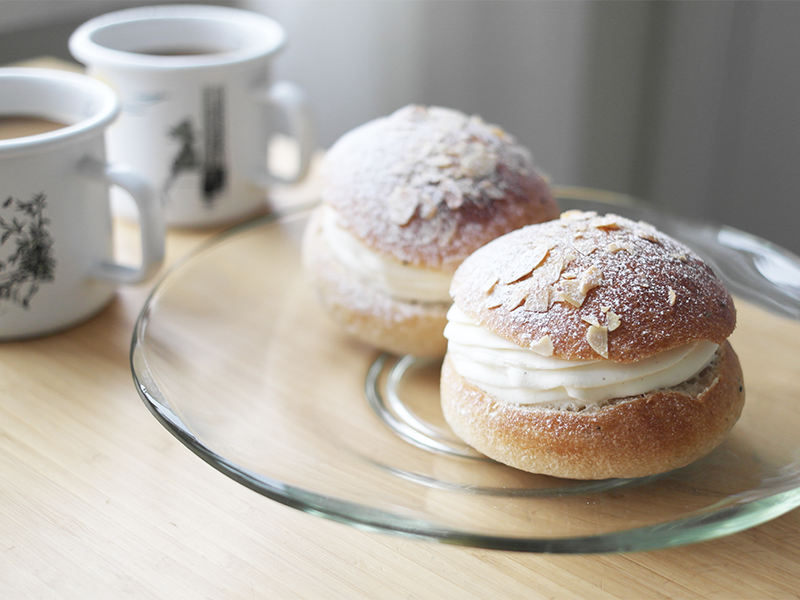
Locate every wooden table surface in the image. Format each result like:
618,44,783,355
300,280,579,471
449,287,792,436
3,64,800,600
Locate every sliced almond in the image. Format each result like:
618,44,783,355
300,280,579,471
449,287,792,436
442,179,465,210
634,225,660,243
387,186,418,225
486,293,504,309
586,325,609,358
428,154,454,168
418,194,438,219
482,273,499,295
668,287,677,306
606,310,621,331
500,245,551,284
502,284,529,311
579,265,603,294
457,144,498,178
593,215,622,230
537,256,566,285
555,279,585,308
573,238,598,255
523,286,552,312
581,314,601,327
529,335,554,357
606,241,634,254
562,210,595,221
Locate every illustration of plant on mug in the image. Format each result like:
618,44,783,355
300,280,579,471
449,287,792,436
162,85,228,207
0,192,56,309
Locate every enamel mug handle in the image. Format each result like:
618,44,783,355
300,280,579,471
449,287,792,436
78,156,165,284
253,80,315,185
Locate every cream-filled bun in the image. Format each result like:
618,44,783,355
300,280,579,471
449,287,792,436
302,105,559,357
442,210,745,479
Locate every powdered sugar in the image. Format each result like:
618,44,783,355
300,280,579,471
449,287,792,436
320,105,558,269
451,211,737,362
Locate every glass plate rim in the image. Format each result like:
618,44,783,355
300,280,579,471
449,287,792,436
130,187,800,554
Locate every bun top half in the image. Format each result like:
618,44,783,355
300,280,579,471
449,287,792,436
449,210,736,363
320,105,559,271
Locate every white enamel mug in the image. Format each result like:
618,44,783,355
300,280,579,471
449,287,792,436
0,68,164,340
69,4,314,228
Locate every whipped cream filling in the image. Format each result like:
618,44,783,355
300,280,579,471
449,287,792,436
444,304,719,409
321,205,453,302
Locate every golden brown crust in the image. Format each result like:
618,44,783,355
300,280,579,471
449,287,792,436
450,211,736,362
302,206,449,358
320,105,559,271
440,342,745,480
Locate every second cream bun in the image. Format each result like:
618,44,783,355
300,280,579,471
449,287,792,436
442,210,745,479
303,105,559,357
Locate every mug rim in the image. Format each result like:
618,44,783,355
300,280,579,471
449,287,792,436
68,4,287,71
0,68,120,155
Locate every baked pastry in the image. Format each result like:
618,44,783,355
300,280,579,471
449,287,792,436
442,210,745,479
303,105,558,357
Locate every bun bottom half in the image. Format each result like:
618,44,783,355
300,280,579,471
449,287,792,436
440,342,745,480
302,207,449,358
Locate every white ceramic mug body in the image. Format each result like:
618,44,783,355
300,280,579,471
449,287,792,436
69,4,314,228
0,68,164,340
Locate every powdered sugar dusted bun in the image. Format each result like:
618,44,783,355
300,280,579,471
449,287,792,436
304,105,558,357
450,210,736,362
321,104,558,271
442,210,744,479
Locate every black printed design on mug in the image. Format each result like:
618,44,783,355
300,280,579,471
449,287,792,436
161,85,228,207
0,193,56,309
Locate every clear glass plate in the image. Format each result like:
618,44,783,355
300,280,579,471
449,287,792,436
132,188,800,553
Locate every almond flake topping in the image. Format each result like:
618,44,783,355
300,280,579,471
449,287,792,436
387,187,418,225
586,325,609,358
486,295,504,309
428,154,454,168
606,310,621,331
593,215,622,230
635,227,660,243
554,279,585,308
537,255,567,285
579,265,603,294
502,284,529,311
668,287,677,306
441,179,465,209
581,314,602,327
529,335,554,356
523,286,552,312
573,238,598,255
500,245,552,283
482,273,499,294
552,265,603,309
562,210,595,221
456,144,498,179
606,241,634,254
418,195,438,219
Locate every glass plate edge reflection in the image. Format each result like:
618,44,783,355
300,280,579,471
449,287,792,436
130,192,800,553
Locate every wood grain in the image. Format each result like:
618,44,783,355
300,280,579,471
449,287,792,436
1,65,799,598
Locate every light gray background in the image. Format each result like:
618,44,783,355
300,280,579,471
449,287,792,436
2,0,798,254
